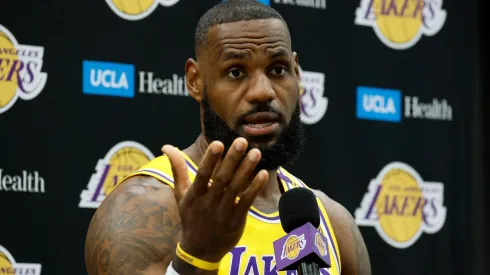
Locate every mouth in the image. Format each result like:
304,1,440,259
241,112,281,136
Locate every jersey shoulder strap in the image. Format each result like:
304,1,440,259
117,150,197,189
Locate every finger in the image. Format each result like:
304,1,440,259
207,138,248,201
219,148,262,212
235,170,269,215
162,145,191,203
192,141,224,196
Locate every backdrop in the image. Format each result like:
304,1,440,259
0,0,482,274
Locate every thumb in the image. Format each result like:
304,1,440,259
162,145,191,203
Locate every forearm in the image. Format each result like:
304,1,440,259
171,257,219,275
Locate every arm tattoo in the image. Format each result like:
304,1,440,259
350,222,371,275
85,176,181,275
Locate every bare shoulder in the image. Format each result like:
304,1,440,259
312,189,371,275
85,175,181,275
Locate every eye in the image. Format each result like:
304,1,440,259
228,69,245,79
270,66,287,76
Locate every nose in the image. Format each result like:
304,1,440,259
245,73,276,104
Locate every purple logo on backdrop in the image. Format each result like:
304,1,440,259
106,0,180,21
355,162,447,249
354,0,447,49
273,223,331,271
0,245,41,275
298,66,328,125
0,25,48,114
78,141,155,209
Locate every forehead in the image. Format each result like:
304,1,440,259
206,19,291,58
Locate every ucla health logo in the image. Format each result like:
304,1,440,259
355,0,447,49
357,86,453,122
355,162,446,248
83,60,135,98
106,0,180,21
356,86,401,122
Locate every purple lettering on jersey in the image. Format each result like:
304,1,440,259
228,246,332,274
229,247,247,275
261,255,277,275
286,268,331,274
244,256,259,275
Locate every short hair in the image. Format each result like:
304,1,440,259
194,0,290,58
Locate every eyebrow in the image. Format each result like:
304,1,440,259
268,49,288,59
220,51,251,62
219,48,290,62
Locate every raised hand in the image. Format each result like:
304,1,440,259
162,137,269,263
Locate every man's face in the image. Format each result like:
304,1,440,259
194,19,305,170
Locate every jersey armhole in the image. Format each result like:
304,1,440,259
318,201,342,273
125,169,176,189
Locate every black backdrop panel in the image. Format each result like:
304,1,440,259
0,0,479,274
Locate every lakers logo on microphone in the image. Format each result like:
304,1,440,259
355,162,446,248
79,141,155,208
314,232,328,257
0,245,42,275
106,0,180,20
354,0,447,49
0,25,47,114
281,234,307,260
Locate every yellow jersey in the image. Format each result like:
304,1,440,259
125,151,342,275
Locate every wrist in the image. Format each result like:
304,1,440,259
172,255,219,275
179,241,224,263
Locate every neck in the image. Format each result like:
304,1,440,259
182,134,208,166
182,134,283,198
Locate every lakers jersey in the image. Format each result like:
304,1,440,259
125,151,342,275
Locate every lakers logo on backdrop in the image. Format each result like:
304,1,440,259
355,162,446,248
79,141,155,208
106,0,180,20
298,66,328,125
355,0,447,49
0,245,41,275
0,25,47,114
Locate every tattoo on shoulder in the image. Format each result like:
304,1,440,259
85,176,181,275
349,221,371,275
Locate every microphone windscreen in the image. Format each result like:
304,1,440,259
278,187,320,233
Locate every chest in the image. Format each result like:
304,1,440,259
217,215,341,275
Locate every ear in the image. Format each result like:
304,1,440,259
293,51,300,82
185,58,203,102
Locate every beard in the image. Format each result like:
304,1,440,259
201,91,305,171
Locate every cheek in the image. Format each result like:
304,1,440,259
280,81,301,115
208,90,241,123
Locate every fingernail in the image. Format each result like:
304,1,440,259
235,141,245,151
258,170,266,180
249,150,259,161
211,145,221,154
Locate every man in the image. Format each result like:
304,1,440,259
85,1,371,274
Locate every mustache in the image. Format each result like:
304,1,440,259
237,104,285,124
